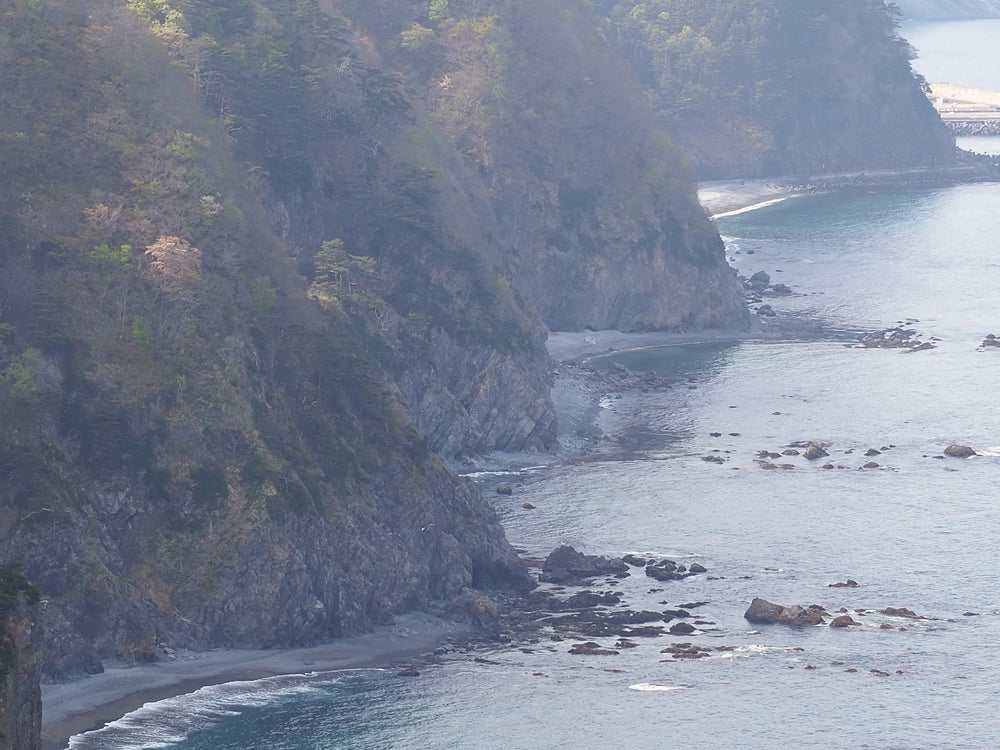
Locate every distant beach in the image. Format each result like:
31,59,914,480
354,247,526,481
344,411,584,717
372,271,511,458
41,613,466,750
698,161,1000,219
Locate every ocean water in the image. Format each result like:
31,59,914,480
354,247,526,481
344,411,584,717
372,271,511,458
66,22,1000,750
902,19,1000,90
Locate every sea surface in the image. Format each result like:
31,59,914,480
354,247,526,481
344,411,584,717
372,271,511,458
902,18,1000,156
67,21,1000,750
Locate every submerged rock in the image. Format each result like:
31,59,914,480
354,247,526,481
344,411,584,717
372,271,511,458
569,641,619,656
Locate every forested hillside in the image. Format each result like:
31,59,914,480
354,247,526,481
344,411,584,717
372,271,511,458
0,0,955,692
596,0,956,177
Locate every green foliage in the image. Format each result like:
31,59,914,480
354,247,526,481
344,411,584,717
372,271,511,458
428,0,451,26
401,23,436,50
90,243,133,267
0,564,40,617
130,317,151,348
249,275,278,319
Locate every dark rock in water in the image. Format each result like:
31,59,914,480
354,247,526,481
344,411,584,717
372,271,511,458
782,449,800,456
496,483,513,495
397,667,421,677
803,443,829,460
550,591,623,610
541,546,627,584
660,642,713,659
669,621,697,635
748,271,771,290
857,327,935,351
980,333,1000,348
663,609,691,620
864,448,881,457
862,461,880,469
615,638,639,649
770,283,792,295
943,444,977,458
645,558,703,581
702,455,726,464
744,598,784,623
744,598,825,626
828,579,860,588
569,641,619,656
829,615,861,627
757,304,777,317
880,607,925,619
622,554,649,568
521,502,536,509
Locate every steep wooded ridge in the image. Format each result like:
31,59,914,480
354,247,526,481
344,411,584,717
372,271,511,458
0,0,953,702
597,0,957,178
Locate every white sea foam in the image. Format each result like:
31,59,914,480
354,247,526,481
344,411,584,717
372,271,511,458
66,671,372,749
628,683,690,692
711,196,792,219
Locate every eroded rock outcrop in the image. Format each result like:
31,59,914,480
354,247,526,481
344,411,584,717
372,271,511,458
744,598,826,626
540,546,628,585
0,567,42,750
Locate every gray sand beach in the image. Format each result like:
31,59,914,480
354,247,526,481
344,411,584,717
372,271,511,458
42,613,466,750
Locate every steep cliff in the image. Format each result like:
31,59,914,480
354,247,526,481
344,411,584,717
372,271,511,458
0,566,42,750
364,0,748,331
0,0,533,680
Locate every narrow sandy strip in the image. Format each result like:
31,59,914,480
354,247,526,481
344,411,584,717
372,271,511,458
41,613,466,750
697,177,807,218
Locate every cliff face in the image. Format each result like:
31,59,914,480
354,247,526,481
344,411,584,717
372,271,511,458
369,0,748,331
0,0,535,680
0,568,42,750
0,0,741,681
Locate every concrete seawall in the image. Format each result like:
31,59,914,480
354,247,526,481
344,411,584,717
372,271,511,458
928,82,1000,135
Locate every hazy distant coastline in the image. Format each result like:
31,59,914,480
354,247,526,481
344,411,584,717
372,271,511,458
895,0,1000,20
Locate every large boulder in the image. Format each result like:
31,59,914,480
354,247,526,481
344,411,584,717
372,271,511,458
943,444,977,458
744,598,825,626
540,546,627,584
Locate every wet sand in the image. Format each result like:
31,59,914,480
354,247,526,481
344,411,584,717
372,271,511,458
41,613,466,750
